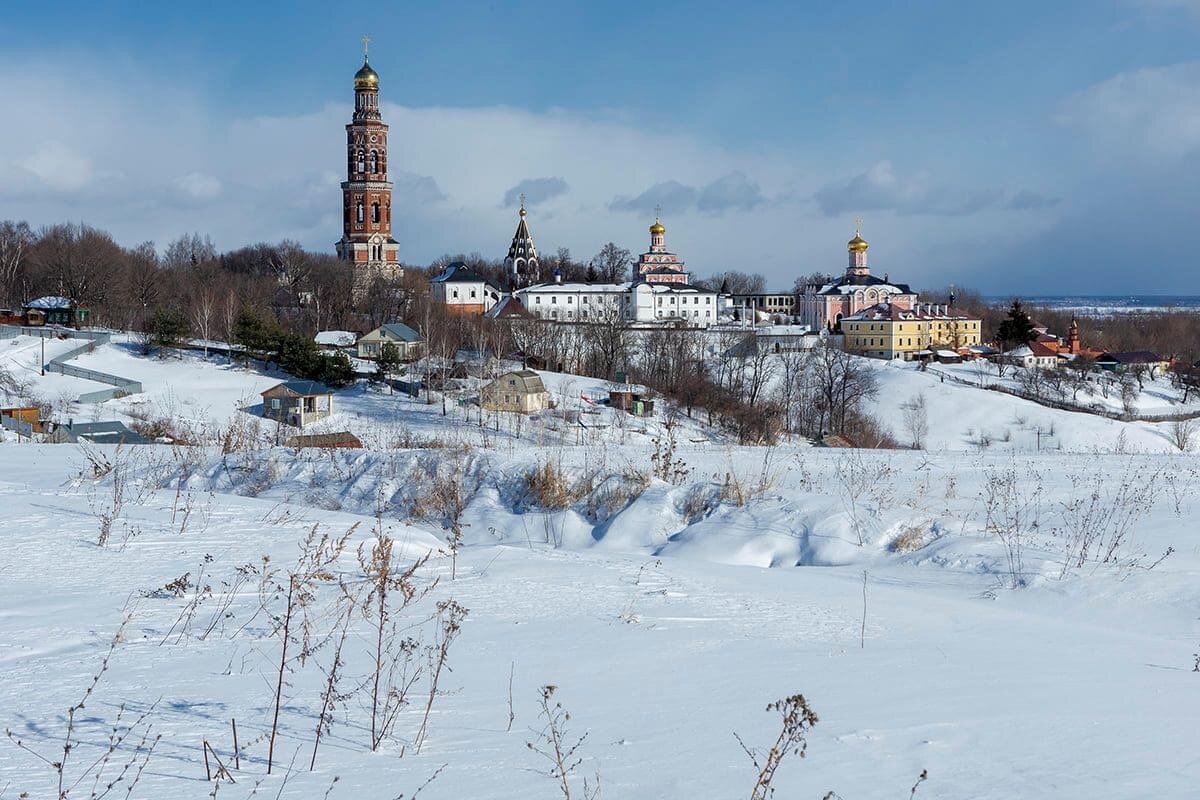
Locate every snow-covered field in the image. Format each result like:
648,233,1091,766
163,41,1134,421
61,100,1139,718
3,340,1200,798
1,437,1198,799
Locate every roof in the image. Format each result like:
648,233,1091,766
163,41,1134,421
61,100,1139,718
505,213,539,265
314,330,357,347
487,369,547,394
287,431,362,449
1097,350,1162,364
843,302,971,322
379,322,422,342
813,273,914,296
24,296,73,310
432,262,498,288
485,295,533,319
263,380,333,397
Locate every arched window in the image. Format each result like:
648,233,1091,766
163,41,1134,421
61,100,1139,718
368,151,378,173
356,202,364,224
356,151,365,173
371,202,380,224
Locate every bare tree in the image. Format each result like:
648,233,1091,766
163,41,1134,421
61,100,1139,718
1170,418,1197,452
901,393,929,449
0,220,34,306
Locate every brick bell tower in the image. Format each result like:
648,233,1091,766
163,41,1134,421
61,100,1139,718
338,37,402,300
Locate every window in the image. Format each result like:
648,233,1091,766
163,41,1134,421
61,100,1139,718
372,202,380,224
356,202,364,223
452,289,459,299
368,151,378,172
356,151,365,172
271,398,280,409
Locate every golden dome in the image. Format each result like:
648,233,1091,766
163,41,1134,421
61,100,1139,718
848,234,869,252
354,60,379,90
650,219,666,235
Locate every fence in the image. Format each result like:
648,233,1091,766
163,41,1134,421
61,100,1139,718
0,324,143,402
0,413,34,438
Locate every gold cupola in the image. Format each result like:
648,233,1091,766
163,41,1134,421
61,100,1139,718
847,233,869,253
650,218,666,235
354,59,380,90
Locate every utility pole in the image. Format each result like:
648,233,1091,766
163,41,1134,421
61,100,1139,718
40,334,45,376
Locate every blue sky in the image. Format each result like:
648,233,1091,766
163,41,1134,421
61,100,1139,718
2,0,1200,293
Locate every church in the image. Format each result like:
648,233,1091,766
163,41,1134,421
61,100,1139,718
336,40,403,300
798,221,918,331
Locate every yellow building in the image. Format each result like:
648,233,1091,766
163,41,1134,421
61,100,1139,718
841,302,981,360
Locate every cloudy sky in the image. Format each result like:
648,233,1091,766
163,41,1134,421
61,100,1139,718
2,0,1199,294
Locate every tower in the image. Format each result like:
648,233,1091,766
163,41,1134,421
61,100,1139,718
634,209,688,284
847,215,869,277
504,196,540,289
337,37,402,300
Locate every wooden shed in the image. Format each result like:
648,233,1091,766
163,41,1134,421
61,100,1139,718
261,381,334,428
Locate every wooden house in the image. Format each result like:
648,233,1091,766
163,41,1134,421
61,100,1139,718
356,323,424,361
479,370,550,414
261,381,334,428
22,296,88,328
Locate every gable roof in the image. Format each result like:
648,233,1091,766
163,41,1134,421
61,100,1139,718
263,380,333,397
379,322,422,342
432,262,499,288
1097,350,1162,364
485,295,533,319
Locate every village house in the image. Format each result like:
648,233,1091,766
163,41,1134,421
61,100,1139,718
479,370,551,414
1095,351,1169,376
841,302,982,360
1001,341,1061,369
260,380,334,428
356,322,424,360
22,296,88,328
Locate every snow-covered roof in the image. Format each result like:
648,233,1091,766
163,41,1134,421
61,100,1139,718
521,281,629,293
314,330,357,347
25,296,73,310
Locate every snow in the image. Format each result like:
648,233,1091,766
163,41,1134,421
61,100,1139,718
315,330,358,348
1,441,1197,799
3,341,1200,798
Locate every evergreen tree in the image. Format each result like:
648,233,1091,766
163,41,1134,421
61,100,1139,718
376,341,401,384
996,300,1036,349
150,307,189,353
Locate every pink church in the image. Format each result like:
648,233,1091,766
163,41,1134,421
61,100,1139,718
799,224,917,331
634,215,690,285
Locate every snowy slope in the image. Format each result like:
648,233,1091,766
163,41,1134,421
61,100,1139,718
1,441,1198,799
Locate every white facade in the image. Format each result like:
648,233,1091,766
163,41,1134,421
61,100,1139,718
514,281,719,327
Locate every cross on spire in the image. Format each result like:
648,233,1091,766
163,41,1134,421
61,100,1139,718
519,192,526,210
854,214,863,236
655,204,662,221
362,35,370,59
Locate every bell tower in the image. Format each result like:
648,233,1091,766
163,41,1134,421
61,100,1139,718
337,37,402,300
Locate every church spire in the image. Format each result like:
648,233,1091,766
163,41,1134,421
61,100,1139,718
505,200,540,289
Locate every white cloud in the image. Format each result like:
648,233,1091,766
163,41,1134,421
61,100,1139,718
174,172,222,200
814,161,1005,217
1057,62,1200,159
